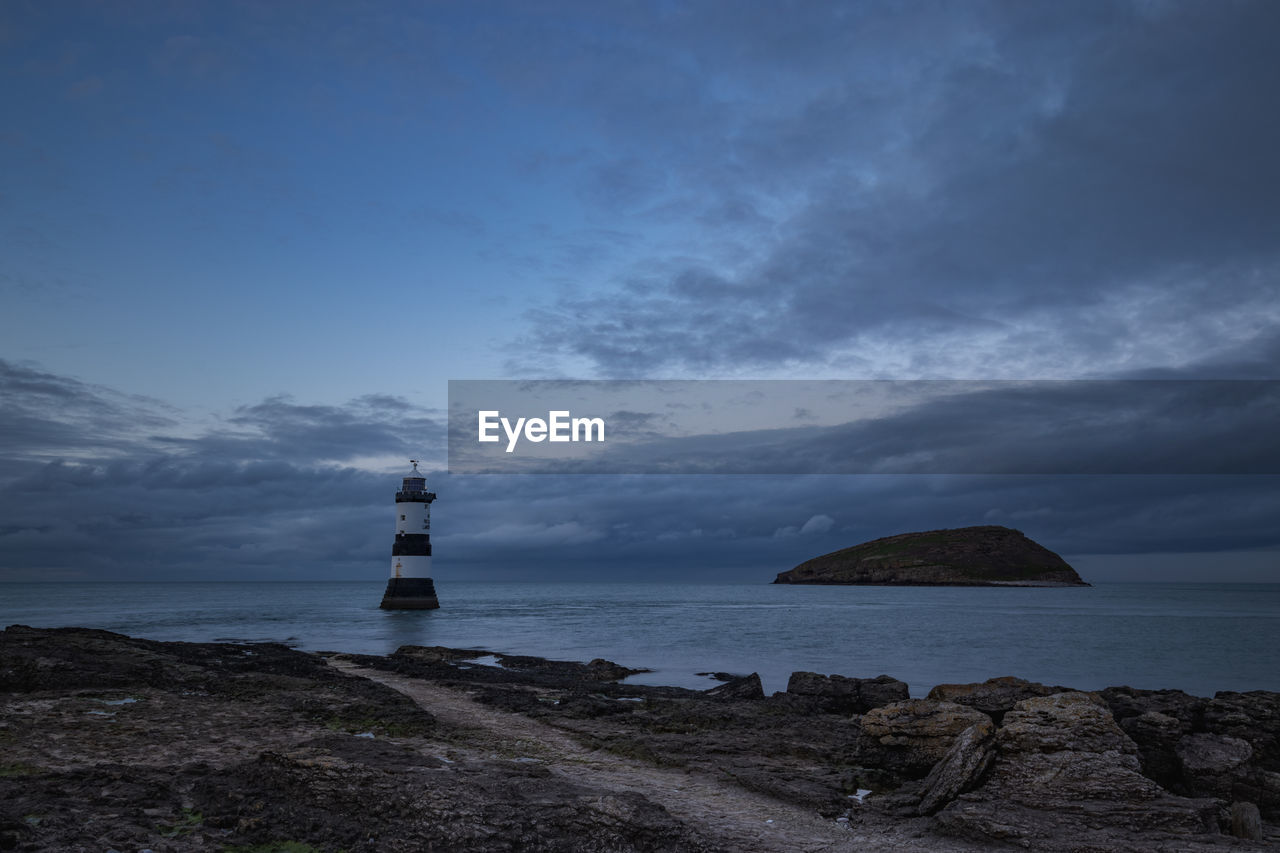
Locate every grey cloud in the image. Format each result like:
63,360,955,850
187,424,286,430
759,381,1280,476
0,361,444,580
0,455,388,581
2,363,1277,581
434,471,1280,580
0,358,177,457
512,2,1280,377
604,409,669,440
209,394,444,464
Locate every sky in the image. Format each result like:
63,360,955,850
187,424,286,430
2,0,1278,582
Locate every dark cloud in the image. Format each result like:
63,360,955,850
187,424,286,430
3,362,1275,583
208,393,443,464
731,381,1280,476
434,472,1280,580
0,358,177,457
508,1,1280,377
0,358,444,467
0,360,444,581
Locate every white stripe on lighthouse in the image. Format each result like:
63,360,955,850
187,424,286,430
396,501,430,533
392,555,432,579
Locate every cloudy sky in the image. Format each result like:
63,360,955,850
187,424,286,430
2,0,1277,583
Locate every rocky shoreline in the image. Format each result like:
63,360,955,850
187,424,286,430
1,626,1276,852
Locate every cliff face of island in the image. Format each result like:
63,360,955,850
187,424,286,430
773,525,1089,587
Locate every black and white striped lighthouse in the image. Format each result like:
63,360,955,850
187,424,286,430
380,460,439,610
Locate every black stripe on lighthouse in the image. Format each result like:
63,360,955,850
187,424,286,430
392,534,433,556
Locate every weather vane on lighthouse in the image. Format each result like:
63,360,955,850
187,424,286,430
380,459,439,609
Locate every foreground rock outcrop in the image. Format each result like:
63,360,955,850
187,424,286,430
773,525,1089,586
933,692,1221,848
3,625,1277,852
857,699,992,780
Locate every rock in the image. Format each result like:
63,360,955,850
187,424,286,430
3,625,1269,851
190,748,705,852
934,692,1220,850
786,671,847,702
927,677,1068,722
857,699,991,779
494,653,651,682
773,525,1089,586
786,672,909,714
1175,733,1280,821
0,624,356,694
1177,733,1253,797
1204,691,1280,770
1229,801,1263,841
1233,769,1280,822
705,673,764,700
394,645,492,663
1101,686,1206,732
1194,692,1280,820
915,720,996,815
1100,687,1208,791
859,674,913,711
721,762,853,817
0,627,709,853
586,658,642,681
1121,711,1187,790
997,692,1137,754
553,693,641,719
696,671,746,682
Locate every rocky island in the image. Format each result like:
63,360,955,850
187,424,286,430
773,525,1090,587
2,625,1277,851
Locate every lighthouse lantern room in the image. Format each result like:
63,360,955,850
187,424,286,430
380,460,439,609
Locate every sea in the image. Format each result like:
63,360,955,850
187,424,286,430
2,581,1278,698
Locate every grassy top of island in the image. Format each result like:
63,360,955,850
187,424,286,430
773,524,1089,587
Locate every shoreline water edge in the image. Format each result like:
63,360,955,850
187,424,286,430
1,625,1277,851
4,581,1277,700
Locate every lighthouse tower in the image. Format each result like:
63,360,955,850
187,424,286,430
380,460,439,610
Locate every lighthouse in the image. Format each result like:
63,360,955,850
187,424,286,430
380,460,439,610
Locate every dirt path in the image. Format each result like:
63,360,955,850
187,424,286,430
330,661,985,852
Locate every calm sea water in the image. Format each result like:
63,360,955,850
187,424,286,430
2,581,1277,697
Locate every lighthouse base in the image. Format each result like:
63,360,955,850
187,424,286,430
380,577,439,610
